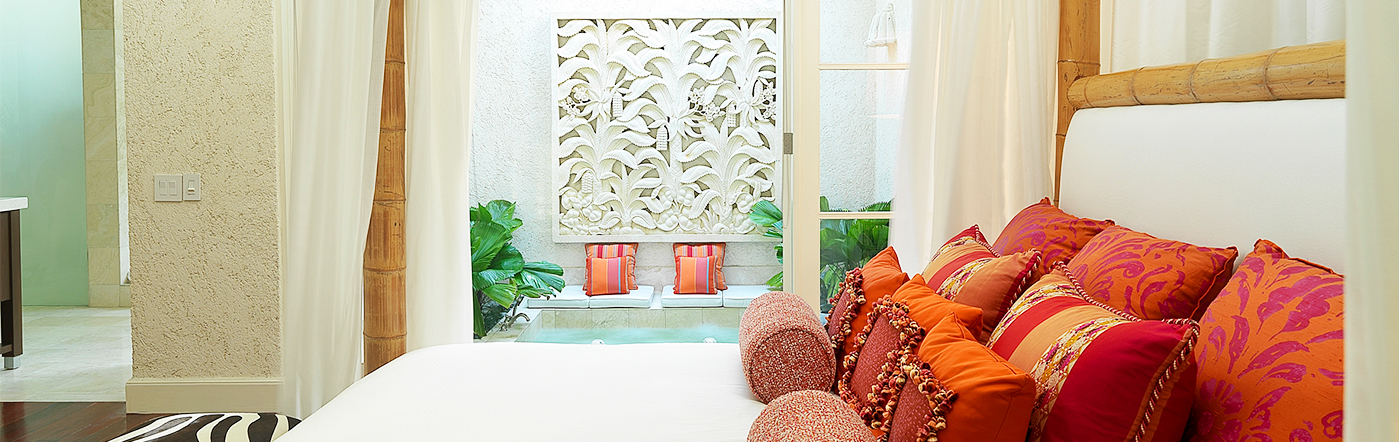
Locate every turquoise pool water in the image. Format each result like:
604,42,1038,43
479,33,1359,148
519,324,740,345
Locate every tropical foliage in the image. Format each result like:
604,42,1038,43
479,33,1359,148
471,200,565,337
747,198,891,312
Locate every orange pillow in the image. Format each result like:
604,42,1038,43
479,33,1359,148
1067,225,1238,320
889,311,1036,442
890,275,983,339
585,257,630,296
992,197,1115,278
920,225,1040,343
585,243,638,291
675,256,719,294
1188,240,1343,441
673,243,728,290
831,247,909,380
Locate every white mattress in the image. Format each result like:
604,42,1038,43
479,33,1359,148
588,286,655,308
720,286,771,308
526,285,589,309
661,285,724,308
279,343,765,441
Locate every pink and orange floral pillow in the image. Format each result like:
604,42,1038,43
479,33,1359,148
1188,239,1343,442
1067,226,1237,320
674,243,728,290
584,243,637,294
992,197,1115,278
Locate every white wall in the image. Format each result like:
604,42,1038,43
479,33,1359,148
472,0,785,288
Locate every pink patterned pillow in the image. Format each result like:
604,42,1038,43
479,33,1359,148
992,197,1115,278
748,390,877,442
1188,240,1343,441
739,291,836,403
1067,226,1238,320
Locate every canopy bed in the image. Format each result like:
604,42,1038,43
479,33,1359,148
280,0,1347,440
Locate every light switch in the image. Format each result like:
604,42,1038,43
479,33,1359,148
154,175,182,202
183,173,201,201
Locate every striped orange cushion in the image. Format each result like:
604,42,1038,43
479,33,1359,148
585,257,630,296
987,268,1198,442
673,243,727,290
585,243,638,290
920,225,1040,343
675,256,719,294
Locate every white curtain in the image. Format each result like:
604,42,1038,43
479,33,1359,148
1346,0,1399,439
280,0,390,418
1109,0,1345,72
889,0,1057,271
404,0,477,351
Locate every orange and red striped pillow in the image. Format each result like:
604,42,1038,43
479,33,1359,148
675,256,719,294
585,243,638,292
920,225,1040,343
673,243,727,290
585,257,631,296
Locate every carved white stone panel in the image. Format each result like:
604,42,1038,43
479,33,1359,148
553,17,782,242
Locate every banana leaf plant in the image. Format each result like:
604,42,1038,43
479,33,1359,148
471,200,565,338
748,197,890,313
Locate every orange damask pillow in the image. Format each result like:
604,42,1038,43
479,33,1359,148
1188,240,1343,441
1067,225,1237,320
673,243,728,290
829,247,909,382
992,198,1115,278
920,225,1040,343
584,243,638,292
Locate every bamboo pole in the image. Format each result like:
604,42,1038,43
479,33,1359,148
365,0,407,375
1068,40,1345,109
1055,0,1099,202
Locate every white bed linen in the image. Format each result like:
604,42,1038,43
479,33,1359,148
279,343,765,441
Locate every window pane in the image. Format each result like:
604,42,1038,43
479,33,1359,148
816,217,891,313
820,0,911,64
818,69,906,211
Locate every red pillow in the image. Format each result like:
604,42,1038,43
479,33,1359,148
674,256,718,294
584,257,630,296
673,243,728,290
584,243,637,293
1067,225,1238,320
992,198,1114,278
829,247,909,381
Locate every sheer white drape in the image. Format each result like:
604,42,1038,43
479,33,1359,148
1109,0,1345,72
888,0,1057,271
1346,0,1399,439
280,0,390,418
404,0,477,351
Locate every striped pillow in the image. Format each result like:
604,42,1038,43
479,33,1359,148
987,267,1198,442
110,413,298,442
673,243,728,290
675,256,719,294
920,225,1040,343
585,243,638,291
586,257,631,296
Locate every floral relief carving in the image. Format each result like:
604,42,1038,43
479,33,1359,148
553,18,781,241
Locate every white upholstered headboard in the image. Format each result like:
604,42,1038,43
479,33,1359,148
1058,99,1346,272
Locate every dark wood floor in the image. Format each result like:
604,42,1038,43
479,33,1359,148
0,403,168,442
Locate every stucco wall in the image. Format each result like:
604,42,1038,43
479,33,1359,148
472,0,785,289
122,0,281,379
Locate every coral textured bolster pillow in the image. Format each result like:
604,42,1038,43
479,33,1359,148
991,197,1115,278
987,269,1198,442
739,291,836,404
584,243,638,290
748,390,877,442
831,247,909,380
1189,239,1344,441
1067,225,1238,320
920,225,1039,343
902,312,1036,442
674,243,728,290
585,257,631,296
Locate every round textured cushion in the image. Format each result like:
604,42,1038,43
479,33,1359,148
748,390,877,442
739,291,837,403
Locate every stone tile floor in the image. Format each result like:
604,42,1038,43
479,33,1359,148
0,307,131,402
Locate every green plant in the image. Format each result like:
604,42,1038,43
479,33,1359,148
747,198,891,312
470,200,565,338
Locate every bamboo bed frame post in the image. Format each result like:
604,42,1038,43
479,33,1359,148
365,0,408,375
1055,0,1099,202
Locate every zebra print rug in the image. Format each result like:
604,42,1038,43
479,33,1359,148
108,413,299,442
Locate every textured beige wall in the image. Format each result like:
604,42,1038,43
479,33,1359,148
122,0,282,379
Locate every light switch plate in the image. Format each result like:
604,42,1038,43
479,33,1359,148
154,175,182,202
183,173,201,201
